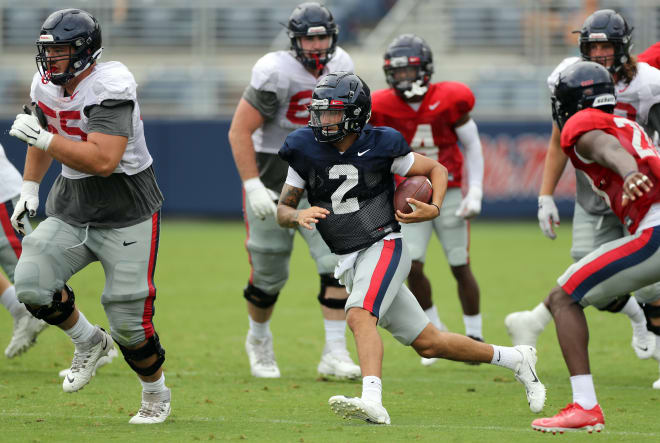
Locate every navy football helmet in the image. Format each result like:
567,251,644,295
36,9,102,86
308,71,371,143
551,61,616,130
383,34,433,99
577,9,633,75
287,2,338,71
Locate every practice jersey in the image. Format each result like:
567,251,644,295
370,82,474,188
30,61,152,179
638,42,660,70
0,143,22,203
279,126,411,254
561,108,660,233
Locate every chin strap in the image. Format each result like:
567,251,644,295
403,80,428,99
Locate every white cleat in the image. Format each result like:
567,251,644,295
505,311,544,347
652,336,660,389
245,333,280,378
58,347,119,378
129,388,171,424
632,331,656,360
4,314,48,358
62,327,115,393
318,349,361,379
513,345,546,413
328,395,390,424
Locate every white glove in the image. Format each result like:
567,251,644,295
244,177,277,219
455,186,482,219
11,181,40,235
538,195,560,239
9,113,53,151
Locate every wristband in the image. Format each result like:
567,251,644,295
431,203,440,215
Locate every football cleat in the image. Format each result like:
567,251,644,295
245,333,280,378
318,348,361,379
328,395,390,424
631,330,656,360
505,311,545,347
58,347,119,378
129,388,171,424
62,326,114,393
4,314,48,358
513,345,546,413
532,403,605,433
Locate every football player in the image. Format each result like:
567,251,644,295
370,34,485,365
8,9,169,423
228,2,360,379
506,11,660,386
532,61,660,433
277,72,545,425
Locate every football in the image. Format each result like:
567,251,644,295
394,176,433,214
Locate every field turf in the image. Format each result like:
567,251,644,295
1,219,659,442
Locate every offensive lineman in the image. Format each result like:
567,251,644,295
370,34,485,366
228,2,360,379
505,11,660,386
277,72,545,425
8,9,169,423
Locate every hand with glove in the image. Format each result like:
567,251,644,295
11,181,40,235
8,105,53,151
455,186,482,219
244,177,278,220
537,195,560,239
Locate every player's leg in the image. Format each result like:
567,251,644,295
243,197,294,378
13,217,112,392
0,198,47,358
533,227,660,432
634,289,660,386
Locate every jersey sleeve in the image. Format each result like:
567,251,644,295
91,62,137,104
29,72,41,103
387,128,412,158
547,57,580,93
638,43,660,70
278,131,307,179
250,53,288,97
329,46,354,73
560,110,613,153
446,82,475,120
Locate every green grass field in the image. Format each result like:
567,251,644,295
1,220,659,442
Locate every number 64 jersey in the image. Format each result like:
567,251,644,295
279,126,412,255
561,108,660,233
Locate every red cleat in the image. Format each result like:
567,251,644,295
531,403,605,433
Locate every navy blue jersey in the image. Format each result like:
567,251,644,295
279,126,411,254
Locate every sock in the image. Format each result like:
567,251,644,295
64,311,96,346
490,345,522,371
248,316,271,340
0,286,26,319
531,302,553,328
570,374,598,410
621,298,647,335
424,305,447,331
361,375,382,404
324,319,346,351
140,372,167,394
463,314,482,339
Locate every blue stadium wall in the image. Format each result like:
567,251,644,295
0,119,576,219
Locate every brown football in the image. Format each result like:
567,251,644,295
394,176,433,214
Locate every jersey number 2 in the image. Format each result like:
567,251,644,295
329,165,359,214
614,117,657,159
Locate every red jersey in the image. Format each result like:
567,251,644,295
638,42,660,70
371,82,475,187
561,108,660,233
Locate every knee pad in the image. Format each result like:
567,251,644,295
25,285,75,325
598,294,631,313
117,333,166,377
642,303,660,335
243,283,279,309
317,274,346,310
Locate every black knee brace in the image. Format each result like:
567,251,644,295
117,333,166,377
599,294,631,313
243,283,279,309
317,274,347,310
642,303,660,335
25,285,76,325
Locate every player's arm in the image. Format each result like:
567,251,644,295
397,153,448,223
575,129,652,206
277,183,329,230
537,123,568,239
454,112,484,219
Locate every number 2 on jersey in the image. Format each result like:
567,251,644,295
614,117,657,159
329,164,359,214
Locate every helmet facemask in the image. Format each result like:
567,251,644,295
383,34,434,101
308,98,368,143
290,27,337,72
36,37,102,86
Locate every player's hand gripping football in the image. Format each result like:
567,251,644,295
537,195,560,239
296,206,329,230
11,181,40,235
243,177,278,219
9,105,53,151
455,186,482,219
396,199,440,224
622,171,653,207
